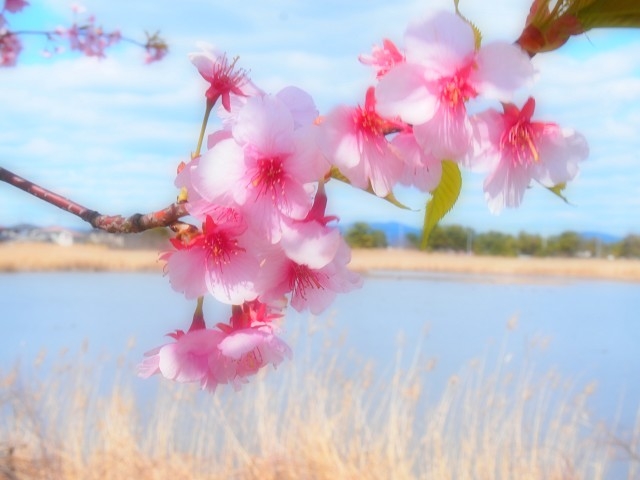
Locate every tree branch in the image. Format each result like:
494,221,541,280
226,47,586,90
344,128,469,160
0,166,189,233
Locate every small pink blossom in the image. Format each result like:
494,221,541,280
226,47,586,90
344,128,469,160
257,189,362,314
137,301,224,390
0,31,21,66
258,239,362,315
319,86,406,197
162,215,260,304
138,301,291,392
64,12,120,58
3,0,29,13
375,10,534,160
189,43,250,111
470,97,588,213
212,302,291,390
359,38,404,78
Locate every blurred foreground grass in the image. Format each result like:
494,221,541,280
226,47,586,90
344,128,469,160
1,328,639,480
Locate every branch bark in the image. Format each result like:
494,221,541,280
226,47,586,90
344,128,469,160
0,166,190,233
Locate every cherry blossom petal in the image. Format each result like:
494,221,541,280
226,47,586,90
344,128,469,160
483,161,533,214
471,42,536,102
319,105,363,169
391,132,442,191
276,86,319,128
413,105,472,160
205,249,259,305
280,220,341,269
533,127,588,186
233,95,294,153
158,329,223,383
191,138,245,206
375,63,438,125
218,329,268,359
164,248,209,299
404,11,475,75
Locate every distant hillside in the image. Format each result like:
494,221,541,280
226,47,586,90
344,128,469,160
578,231,622,244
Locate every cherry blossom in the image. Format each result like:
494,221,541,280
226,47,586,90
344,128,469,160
3,0,28,14
63,11,121,58
256,187,362,314
375,10,534,160
138,300,291,392
469,97,588,213
162,215,261,304
212,302,292,390
189,43,252,111
137,300,225,390
130,5,596,396
0,31,21,66
191,93,327,242
359,38,405,79
319,86,406,197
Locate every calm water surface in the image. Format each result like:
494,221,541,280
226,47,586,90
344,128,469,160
1,271,639,432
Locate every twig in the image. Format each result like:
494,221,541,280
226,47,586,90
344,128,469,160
0,166,189,233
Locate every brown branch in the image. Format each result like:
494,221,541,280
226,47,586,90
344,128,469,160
0,166,190,233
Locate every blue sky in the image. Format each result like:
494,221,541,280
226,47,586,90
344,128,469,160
1,0,639,237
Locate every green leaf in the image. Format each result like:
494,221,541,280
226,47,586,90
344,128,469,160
578,0,640,30
329,166,411,210
546,182,571,204
421,160,462,250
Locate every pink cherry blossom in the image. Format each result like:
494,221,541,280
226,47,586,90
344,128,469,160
137,301,225,391
319,86,406,197
470,97,588,213
375,10,534,160
0,31,21,66
256,190,361,314
64,14,121,58
189,43,251,111
212,302,292,390
258,239,362,315
359,38,405,78
191,93,327,242
162,215,260,304
138,300,290,392
391,129,442,192
3,0,29,13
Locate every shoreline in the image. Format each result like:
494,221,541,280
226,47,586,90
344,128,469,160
1,242,640,282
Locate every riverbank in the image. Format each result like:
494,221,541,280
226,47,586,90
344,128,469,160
1,242,640,282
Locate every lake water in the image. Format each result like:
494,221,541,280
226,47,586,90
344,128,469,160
1,270,640,455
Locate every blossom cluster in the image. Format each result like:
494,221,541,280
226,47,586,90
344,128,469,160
141,44,363,391
139,299,292,392
140,9,589,392
0,1,167,66
351,10,588,213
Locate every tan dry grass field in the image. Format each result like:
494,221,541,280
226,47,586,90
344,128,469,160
2,242,640,282
2,340,638,479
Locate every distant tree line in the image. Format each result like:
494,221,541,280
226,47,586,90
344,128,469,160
345,222,640,259
344,222,388,249
409,225,640,258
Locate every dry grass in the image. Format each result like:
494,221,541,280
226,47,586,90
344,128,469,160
2,243,640,282
0,243,163,272
349,249,640,283
1,330,638,479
